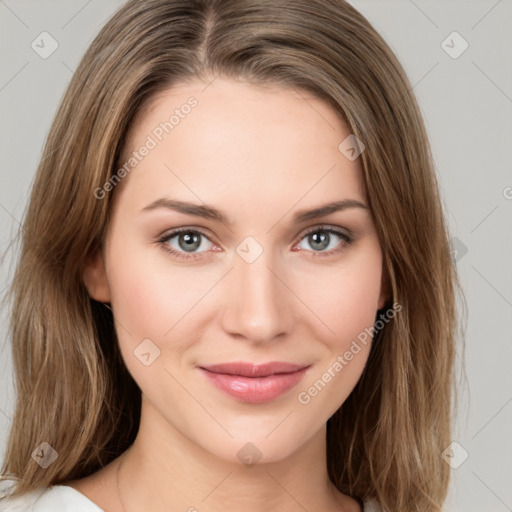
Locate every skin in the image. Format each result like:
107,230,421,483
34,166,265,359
71,77,387,512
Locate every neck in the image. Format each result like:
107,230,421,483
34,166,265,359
115,397,350,512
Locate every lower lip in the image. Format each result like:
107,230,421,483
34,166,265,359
199,367,309,404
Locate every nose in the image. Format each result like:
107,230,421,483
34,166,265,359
220,244,293,343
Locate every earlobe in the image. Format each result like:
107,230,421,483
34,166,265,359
377,288,388,310
82,249,111,303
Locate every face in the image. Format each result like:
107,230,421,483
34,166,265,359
84,77,387,464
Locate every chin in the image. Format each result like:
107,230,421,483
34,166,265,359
190,418,320,467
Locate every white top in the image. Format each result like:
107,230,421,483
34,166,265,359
0,479,381,511
0,483,103,511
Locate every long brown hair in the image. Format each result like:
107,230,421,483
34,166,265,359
0,1,460,510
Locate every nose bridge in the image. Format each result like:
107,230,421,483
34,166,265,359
220,237,290,342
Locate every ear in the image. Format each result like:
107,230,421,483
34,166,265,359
82,249,111,303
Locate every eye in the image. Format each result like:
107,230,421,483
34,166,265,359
158,228,217,260
294,226,353,257
157,225,353,261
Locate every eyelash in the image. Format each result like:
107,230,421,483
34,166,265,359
157,225,353,261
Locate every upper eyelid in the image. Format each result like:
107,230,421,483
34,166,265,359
159,226,216,247
300,225,350,237
159,226,213,240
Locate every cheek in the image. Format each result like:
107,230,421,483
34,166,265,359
106,233,206,335
292,251,382,419
109,268,169,336
295,248,383,349
105,246,222,369
106,259,200,395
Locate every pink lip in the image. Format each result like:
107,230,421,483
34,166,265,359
199,362,310,404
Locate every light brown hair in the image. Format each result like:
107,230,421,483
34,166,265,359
1,1,461,510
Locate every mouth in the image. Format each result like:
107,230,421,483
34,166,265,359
198,361,311,404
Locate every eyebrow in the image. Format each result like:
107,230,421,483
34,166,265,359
140,197,369,225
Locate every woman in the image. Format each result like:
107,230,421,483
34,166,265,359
0,1,459,511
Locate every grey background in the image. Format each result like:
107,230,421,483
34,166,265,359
1,1,511,510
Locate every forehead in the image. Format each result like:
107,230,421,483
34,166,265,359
115,77,366,214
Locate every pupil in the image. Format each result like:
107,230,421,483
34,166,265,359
179,232,201,252
309,231,329,251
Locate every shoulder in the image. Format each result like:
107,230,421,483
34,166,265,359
0,479,104,512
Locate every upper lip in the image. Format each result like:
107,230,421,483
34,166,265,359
199,362,309,378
